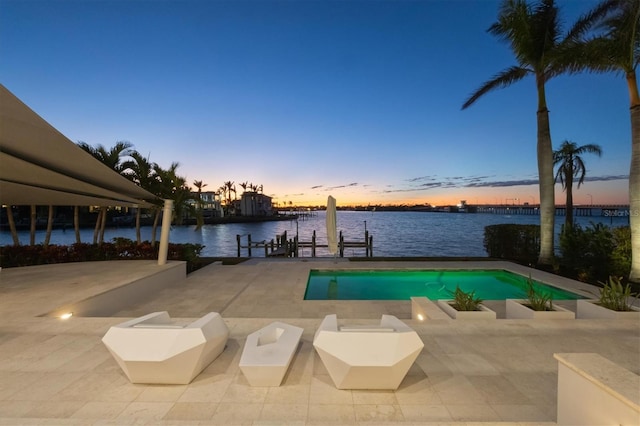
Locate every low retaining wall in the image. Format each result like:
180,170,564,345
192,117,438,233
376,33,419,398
44,261,186,317
555,352,640,425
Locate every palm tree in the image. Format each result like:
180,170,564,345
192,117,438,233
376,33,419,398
122,152,158,243
222,181,235,215
239,181,248,194
462,0,576,267
553,141,603,229
150,163,176,243
78,141,134,244
173,178,194,225
153,162,193,226
193,180,207,230
568,0,640,282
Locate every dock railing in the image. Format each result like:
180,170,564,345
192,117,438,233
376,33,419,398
297,230,372,257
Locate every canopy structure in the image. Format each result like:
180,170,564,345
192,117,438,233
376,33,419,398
0,84,156,207
0,84,174,265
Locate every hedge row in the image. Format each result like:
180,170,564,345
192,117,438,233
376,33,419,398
483,224,540,265
0,238,204,272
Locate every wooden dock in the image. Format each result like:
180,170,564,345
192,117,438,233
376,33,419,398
297,230,373,257
236,230,373,258
236,232,292,257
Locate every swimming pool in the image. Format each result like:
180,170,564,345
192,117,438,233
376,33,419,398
304,269,584,301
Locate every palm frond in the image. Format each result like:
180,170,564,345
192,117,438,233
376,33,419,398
579,0,640,73
575,156,588,187
461,66,529,109
530,0,561,58
566,0,619,41
554,36,621,75
575,144,604,156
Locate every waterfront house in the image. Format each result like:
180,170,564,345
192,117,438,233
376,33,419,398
240,191,272,216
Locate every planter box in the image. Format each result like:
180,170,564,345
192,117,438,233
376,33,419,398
576,299,640,319
437,300,496,320
506,299,575,319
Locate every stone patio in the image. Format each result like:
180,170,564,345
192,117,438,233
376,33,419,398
0,259,638,425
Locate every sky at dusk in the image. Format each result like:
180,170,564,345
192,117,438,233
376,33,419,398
0,0,632,207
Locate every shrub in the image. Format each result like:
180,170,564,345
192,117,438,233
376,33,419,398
0,238,205,272
450,285,483,311
558,223,630,283
611,227,631,278
598,276,637,312
525,276,553,311
483,224,539,265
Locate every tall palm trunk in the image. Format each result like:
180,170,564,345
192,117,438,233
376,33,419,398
195,189,204,231
99,207,107,244
30,205,36,246
74,206,81,243
565,172,575,229
151,208,161,245
93,209,102,244
629,72,640,283
135,208,142,244
536,81,555,266
43,205,54,246
5,206,19,246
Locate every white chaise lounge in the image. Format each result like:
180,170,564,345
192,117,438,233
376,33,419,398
239,321,304,386
102,311,229,384
313,314,424,390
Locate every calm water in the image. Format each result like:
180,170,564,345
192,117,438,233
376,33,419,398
0,211,629,258
304,269,584,300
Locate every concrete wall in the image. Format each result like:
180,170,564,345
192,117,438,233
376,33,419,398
555,353,640,425
45,261,186,317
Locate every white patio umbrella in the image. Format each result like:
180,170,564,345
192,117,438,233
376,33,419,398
326,195,338,256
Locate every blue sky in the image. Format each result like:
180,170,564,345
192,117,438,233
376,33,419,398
0,0,631,207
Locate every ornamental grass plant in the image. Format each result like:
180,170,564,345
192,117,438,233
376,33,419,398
598,276,637,312
526,276,553,311
450,285,483,311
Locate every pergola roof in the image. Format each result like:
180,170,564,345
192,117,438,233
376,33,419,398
0,84,157,207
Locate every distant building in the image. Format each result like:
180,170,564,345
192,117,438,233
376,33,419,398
191,191,224,218
240,192,272,216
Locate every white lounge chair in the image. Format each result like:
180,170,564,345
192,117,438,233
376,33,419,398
313,314,424,390
102,311,229,384
239,321,303,386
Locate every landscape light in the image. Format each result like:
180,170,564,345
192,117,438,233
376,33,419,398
416,314,424,321
60,312,73,320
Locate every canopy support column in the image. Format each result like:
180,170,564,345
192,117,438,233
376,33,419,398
158,199,173,265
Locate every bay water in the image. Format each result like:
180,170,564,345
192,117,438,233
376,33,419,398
0,211,629,258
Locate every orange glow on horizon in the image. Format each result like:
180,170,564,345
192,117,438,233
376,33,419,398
268,182,630,207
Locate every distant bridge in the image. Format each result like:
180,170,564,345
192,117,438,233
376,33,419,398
474,204,632,217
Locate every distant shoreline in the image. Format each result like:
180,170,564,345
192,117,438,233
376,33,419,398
0,214,298,231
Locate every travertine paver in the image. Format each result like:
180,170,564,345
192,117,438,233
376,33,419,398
0,259,638,425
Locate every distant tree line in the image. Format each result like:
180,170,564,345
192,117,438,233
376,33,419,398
2,140,271,246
